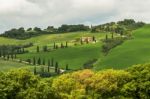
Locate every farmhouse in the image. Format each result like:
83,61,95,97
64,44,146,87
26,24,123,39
81,37,93,42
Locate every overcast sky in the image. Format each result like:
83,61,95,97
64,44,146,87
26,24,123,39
0,0,150,33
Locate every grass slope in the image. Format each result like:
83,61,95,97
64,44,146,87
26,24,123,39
0,59,33,71
0,31,110,70
96,25,150,70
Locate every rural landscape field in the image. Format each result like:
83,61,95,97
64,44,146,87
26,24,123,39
0,0,150,99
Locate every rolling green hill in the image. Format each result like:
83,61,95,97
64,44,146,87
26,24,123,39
96,25,150,69
1,25,150,71
0,31,111,70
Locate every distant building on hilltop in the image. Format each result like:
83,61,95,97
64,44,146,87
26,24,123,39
81,37,93,42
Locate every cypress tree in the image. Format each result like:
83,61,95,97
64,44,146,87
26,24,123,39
61,43,64,48
86,39,89,44
55,45,58,49
55,62,58,73
34,66,37,74
65,41,68,48
92,36,95,41
81,39,83,45
48,59,50,72
37,46,39,52
105,34,108,41
33,57,36,65
111,33,114,39
37,58,41,65
66,64,69,70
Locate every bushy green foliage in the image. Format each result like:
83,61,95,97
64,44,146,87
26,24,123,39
102,37,126,54
0,24,90,40
92,19,145,35
0,63,150,99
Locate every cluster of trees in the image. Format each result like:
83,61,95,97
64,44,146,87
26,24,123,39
36,42,68,53
0,63,150,99
91,19,145,35
25,57,69,77
58,24,89,33
0,44,29,60
102,36,126,54
0,24,89,39
0,43,32,59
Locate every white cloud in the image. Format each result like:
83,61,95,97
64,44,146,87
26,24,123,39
0,0,150,33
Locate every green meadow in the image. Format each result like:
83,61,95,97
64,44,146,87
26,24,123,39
96,25,150,69
1,25,150,71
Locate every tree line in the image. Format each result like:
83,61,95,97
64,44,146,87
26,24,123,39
91,19,145,35
0,24,90,39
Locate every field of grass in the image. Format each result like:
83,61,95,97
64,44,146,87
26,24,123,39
96,25,150,70
17,43,103,70
0,31,111,70
0,59,33,71
3,25,150,71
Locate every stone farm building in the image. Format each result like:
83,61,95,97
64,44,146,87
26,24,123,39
81,37,93,42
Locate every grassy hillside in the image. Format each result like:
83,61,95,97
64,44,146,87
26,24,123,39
0,59,33,71
96,25,150,69
0,31,111,70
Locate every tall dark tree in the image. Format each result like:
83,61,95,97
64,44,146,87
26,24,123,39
105,34,108,41
61,43,64,48
55,62,58,73
111,33,114,39
33,57,36,65
66,64,69,70
48,59,50,72
37,46,40,53
34,66,37,74
37,58,41,65
65,41,68,48
92,36,95,41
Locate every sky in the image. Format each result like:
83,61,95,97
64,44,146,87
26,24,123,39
0,0,150,33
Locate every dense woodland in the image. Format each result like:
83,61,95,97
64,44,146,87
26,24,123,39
0,63,149,99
